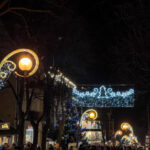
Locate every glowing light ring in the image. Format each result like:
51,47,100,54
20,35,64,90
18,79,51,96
121,122,133,134
80,109,98,126
72,85,134,107
0,49,39,78
115,130,123,138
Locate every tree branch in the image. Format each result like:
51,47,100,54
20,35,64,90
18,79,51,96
0,7,60,20
10,10,32,38
0,0,9,9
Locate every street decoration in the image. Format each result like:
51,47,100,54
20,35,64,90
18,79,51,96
0,48,39,89
121,122,133,134
114,130,123,138
0,123,10,130
80,109,102,142
72,85,134,107
48,67,76,89
80,109,98,125
115,122,139,146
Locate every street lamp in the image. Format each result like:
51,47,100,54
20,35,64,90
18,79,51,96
0,48,39,79
0,48,39,147
89,112,96,119
18,57,33,71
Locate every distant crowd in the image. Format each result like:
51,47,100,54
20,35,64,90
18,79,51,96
0,142,40,150
0,143,144,150
77,145,143,150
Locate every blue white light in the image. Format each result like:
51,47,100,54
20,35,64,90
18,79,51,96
72,85,135,107
0,79,5,90
0,62,15,90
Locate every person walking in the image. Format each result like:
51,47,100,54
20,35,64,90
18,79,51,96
2,143,9,150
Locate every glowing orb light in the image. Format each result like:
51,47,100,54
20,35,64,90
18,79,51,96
89,112,95,119
19,57,32,71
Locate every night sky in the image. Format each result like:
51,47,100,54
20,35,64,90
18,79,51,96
0,0,150,143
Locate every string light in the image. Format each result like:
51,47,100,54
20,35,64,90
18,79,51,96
72,85,134,107
48,67,76,89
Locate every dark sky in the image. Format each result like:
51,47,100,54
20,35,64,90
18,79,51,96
0,0,150,143
0,0,150,86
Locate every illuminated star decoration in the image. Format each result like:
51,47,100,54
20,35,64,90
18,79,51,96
72,85,134,107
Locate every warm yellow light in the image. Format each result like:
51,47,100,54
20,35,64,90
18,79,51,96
129,133,134,137
118,130,122,135
121,123,130,130
89,112,95,119
123,124,128,129
19,57,32,71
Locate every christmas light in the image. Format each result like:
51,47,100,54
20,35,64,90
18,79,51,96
72,85,134,107
121,122,133,133
48,67,76,89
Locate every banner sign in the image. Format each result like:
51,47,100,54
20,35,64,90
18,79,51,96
0,123,10,130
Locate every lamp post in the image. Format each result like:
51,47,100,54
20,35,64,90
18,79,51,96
0,48,39,79
0,48,39,148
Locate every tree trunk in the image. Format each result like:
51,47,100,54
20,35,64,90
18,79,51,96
32,123,39,149
41,124,47,150
18,116,25,149
57,120,65,145
101,122,106,146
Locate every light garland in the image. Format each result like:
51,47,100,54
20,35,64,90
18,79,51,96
72,85,134,107
48,68,76,89
0,79,5,90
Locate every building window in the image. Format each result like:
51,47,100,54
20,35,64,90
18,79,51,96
26,126,33,143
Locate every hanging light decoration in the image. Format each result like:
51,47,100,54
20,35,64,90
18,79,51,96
48,66,76,89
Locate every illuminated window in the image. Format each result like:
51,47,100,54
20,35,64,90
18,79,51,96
26,126,33,143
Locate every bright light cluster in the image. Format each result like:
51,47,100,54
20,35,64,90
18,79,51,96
115,122,139,145
72,85,134,107
48,68,76,89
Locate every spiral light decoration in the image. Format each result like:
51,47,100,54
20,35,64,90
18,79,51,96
118,122,139,145
121,122,133,134
0,49,39,89
114,130,123,138
80,109,98,126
